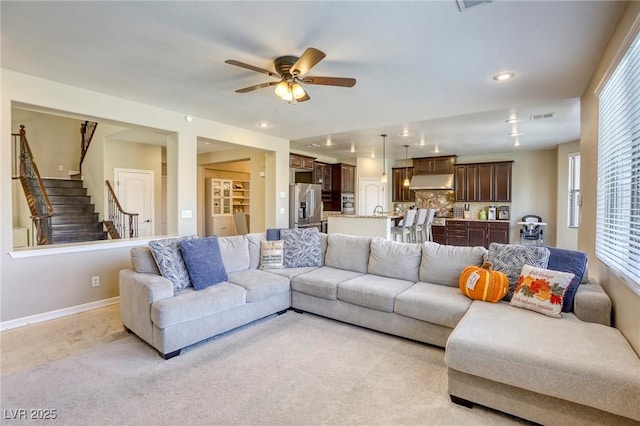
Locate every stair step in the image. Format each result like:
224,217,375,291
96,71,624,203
52,222,104,232
45,187,87,196
52,204,95,213
41,178,85,189
51,231,108,244
51,213,99,224
48,195,91,205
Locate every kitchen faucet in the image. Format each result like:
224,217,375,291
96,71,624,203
373,205,383,215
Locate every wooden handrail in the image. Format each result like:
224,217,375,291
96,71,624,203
105,180,139,238
79,121,98,175
15,125,54,245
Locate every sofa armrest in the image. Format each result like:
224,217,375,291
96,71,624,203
119,269,174,346
573,282,611,326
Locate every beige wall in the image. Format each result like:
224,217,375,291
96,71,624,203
1,69,290,323
580,2,640,354
555,141,580,250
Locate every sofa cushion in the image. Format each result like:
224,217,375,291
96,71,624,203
291,266,363,301
218,235,250,273
226,269,290,303
149,235,197,290
264,266,319,280
368,237,421,282
510,265,574,318
259,240,284,270
281,228,322,268
394,282,472,329
325,234,371,273
180,237,228,291
485,243,550,300
338,274,414,313
545,246,588,312
445,301,640,422
151,283,246,328
246,233,266,269
420,242,487,287
130,246,160,275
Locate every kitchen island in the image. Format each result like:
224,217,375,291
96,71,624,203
327,213,403,240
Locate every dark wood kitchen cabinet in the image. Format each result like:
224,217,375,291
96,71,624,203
446,219,510,248
290,153,315,171
431,225,446,245
455,161,513,202
392,167,415,202
334,164,355,193
314,161,332,192
412,155,456,175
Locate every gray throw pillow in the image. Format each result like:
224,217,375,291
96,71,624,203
149,235,197,291
130,246,160,275
485,242,550,300
281,228,322,268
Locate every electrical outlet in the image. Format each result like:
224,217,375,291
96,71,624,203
91,276,100,287
58,165,64,171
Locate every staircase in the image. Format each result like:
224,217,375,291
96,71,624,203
43,178,108,243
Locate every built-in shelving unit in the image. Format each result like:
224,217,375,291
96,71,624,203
232,180,250,214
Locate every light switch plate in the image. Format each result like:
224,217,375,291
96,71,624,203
181,210,193,219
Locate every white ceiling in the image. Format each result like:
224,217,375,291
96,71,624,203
0,1,625,161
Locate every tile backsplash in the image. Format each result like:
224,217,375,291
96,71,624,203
414,190,455,217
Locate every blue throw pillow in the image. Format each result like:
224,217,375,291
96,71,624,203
180,237,228,291
545,246,588,312
266,228,284,241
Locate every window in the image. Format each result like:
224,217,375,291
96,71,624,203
568,153,580,228
596,29,640,294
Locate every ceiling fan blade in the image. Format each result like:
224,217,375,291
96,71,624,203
291,48,326,77
296,92,311,102
236,81,278,93
225,59,279,78
302,76,356,87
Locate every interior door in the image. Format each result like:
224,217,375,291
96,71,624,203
115,168,154,237
358,177,385,215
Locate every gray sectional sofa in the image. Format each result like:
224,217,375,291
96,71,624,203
119,232,640,425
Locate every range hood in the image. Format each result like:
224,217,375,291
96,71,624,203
409,174,454,190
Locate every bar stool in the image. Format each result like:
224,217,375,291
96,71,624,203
391,209,416,242
413,208,428,242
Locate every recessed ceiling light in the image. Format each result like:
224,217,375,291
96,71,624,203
371,152,375,159
419,139,426,146
350,144,356,153
184,115,193,122
256,121,271,128
507,131,522,137
434,146,440,153
505,117,519,124
493,72,516,81
326,137,332,146
513,139,521,147
400,130,410,137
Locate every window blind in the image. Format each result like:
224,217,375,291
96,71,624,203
568,153,580,228
596,30,640,294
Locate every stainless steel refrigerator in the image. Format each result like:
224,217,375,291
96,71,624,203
290,183,322,229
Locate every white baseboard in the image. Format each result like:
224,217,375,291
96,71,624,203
0,297,120,331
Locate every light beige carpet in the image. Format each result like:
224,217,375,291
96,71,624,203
0,311,526,425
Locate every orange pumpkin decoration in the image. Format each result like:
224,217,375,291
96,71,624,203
459,261,509,303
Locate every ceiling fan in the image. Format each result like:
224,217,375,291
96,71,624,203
225,47,356,103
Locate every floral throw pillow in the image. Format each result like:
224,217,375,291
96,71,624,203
510,264,575,318
281,228,322,268
485,243,550,301
148,236,197,291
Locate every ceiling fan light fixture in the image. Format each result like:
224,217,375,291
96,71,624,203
275,81,307,101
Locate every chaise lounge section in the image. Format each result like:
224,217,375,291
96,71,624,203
119,231,640,424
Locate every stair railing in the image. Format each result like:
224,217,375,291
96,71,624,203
105,180,139,239
79,121,98,176
12,125,54,245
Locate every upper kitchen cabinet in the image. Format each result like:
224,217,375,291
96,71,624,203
314,161,332,192
290,153,315,171
412,155,457,175
332,163,356,193
455,161,513,202
392,167,415,202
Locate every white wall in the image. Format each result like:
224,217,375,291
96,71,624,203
579,2,640,354
1,69,290,323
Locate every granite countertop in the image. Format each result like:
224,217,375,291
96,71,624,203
327,213,402,219
446,218,510,223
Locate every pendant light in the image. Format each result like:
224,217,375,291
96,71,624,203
380,134,388,183
403,145,410,187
